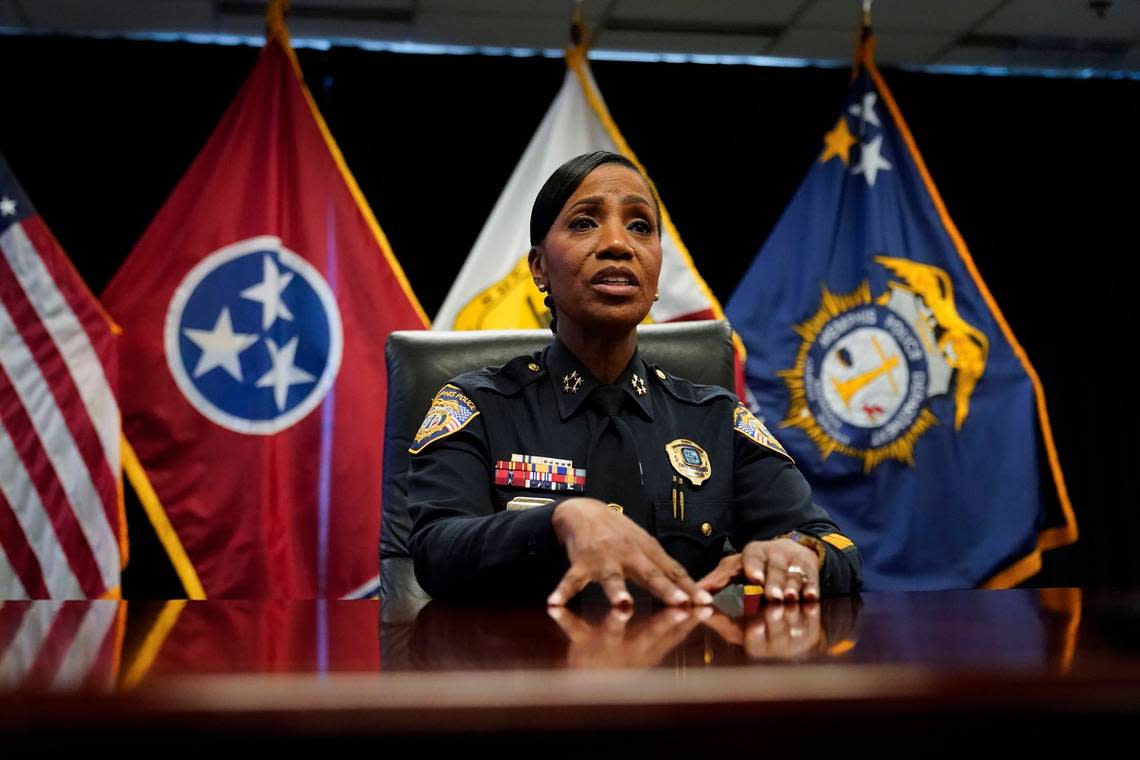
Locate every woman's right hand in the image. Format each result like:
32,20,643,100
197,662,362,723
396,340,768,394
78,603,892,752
548,497,714,607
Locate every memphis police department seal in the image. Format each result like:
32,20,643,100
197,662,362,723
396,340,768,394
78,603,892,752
779,255,988,471
164,236,343,435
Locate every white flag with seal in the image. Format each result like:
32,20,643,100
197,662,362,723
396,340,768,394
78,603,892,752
435,46,725,331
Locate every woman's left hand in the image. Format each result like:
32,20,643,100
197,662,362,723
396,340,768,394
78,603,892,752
697,538,821,603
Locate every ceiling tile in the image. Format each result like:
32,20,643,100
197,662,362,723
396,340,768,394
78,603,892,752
770,26,955,66
873,32,958,64
284,18,411,42
293,0,411,8
1008,47,1128,70
0,0,26,26
414,12,569,49
979,0,1140,39
766,26,860,62
216,13,264,38
417,0,569,17
941,42,1132,71
937,44,1022,68
594,29,775,56
21,0,215,32
798,0,1003,32
609,0,802,25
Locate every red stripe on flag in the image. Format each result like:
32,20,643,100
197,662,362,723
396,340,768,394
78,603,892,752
83,603,121,690
0,249,119,537
0,489,51,598
0,364,105,597
24,601,87,687
0,601,32,656
19,217,117,380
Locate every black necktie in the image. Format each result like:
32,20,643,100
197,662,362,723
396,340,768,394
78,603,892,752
584,385,649,529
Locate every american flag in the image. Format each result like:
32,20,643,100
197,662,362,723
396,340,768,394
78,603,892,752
0,600,122,690
0,153,122,599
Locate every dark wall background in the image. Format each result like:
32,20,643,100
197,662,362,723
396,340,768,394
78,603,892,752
1,34,1135,595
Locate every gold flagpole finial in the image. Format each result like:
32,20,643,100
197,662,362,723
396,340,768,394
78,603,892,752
854,0,875,70
266,0,291,43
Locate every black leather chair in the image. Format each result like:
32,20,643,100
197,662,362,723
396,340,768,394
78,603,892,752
379,320,737,603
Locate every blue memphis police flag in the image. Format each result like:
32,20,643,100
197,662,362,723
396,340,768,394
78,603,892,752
725,38,1075,591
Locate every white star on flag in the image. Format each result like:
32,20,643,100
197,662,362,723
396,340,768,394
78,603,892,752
848,92,881,128
241,254,295,330
182,307,259,381
0,196,16,216
257,336,316,411
852,135,893,187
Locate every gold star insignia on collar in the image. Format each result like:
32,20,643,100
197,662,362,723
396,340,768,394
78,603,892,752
631,373,647,396
562,370,583,394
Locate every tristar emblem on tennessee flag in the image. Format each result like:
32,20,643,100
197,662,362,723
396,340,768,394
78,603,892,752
494,453,586,492
165,236,343,435
665,439,711,486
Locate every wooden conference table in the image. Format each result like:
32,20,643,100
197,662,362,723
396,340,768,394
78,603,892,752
3,588,1140,753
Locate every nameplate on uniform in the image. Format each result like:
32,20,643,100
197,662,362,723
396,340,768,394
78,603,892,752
506,497,556,511
494,453,586,492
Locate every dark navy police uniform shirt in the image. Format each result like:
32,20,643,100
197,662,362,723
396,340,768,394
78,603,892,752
407,340,862,600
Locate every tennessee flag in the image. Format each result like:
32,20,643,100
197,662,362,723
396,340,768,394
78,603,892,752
433,40,726,333
101,11,428,598
725,35,1077,590
1,154,122,599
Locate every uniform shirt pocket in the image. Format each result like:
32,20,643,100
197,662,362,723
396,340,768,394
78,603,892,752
653,497,732,580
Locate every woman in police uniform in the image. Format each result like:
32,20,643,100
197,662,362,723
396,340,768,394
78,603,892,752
407,151,861,606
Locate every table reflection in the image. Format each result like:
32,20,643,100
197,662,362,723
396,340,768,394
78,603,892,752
391,591,863,670
0,600,121,691
0,587,1108,693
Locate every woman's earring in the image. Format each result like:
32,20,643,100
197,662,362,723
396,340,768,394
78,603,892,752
535,281,547,293
654,292,660,302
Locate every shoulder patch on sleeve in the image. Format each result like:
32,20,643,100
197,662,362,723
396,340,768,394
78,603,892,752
409,384,481,454
733,404,794,462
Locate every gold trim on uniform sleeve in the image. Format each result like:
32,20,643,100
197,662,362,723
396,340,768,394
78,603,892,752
822,533,855,551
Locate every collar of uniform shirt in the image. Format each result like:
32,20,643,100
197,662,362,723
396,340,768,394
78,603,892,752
544,339,655,422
